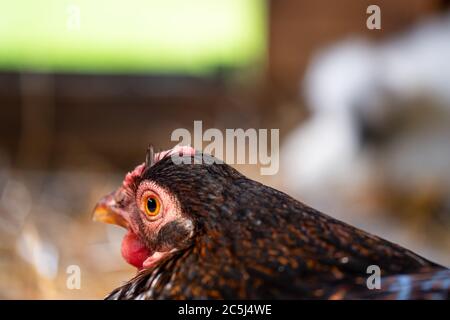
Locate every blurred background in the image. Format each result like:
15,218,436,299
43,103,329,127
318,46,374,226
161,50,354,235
0,0,449,299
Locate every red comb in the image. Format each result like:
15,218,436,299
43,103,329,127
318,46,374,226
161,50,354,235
122,146,197,190
154,145,196,162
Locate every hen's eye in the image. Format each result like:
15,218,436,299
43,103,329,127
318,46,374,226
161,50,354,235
144,196,160,216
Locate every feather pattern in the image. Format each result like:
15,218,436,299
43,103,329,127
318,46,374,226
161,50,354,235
103,152,448,299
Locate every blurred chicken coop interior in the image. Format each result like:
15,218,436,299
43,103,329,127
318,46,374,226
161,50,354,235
0,0,449,299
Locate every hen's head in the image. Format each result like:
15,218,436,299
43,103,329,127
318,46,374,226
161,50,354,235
93,146,241,270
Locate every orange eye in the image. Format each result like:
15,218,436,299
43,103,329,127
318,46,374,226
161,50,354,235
143,195,161,217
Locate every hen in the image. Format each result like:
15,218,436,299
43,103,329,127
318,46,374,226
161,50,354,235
93,146,449,299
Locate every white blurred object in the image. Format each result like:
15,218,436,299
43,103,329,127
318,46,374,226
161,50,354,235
16,225,59,279
0,179,32,235
283,111,361,193
282,12,450,197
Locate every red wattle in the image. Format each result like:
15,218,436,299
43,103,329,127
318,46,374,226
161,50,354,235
121,231,152,269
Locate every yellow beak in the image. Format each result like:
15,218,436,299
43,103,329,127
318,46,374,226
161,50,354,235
93,193,129,229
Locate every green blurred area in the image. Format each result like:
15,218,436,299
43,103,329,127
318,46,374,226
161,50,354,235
0,0,266,74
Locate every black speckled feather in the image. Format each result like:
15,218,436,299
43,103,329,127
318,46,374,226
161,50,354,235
105,153,448,300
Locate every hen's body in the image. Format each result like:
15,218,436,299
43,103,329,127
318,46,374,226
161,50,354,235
100,152,448,300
